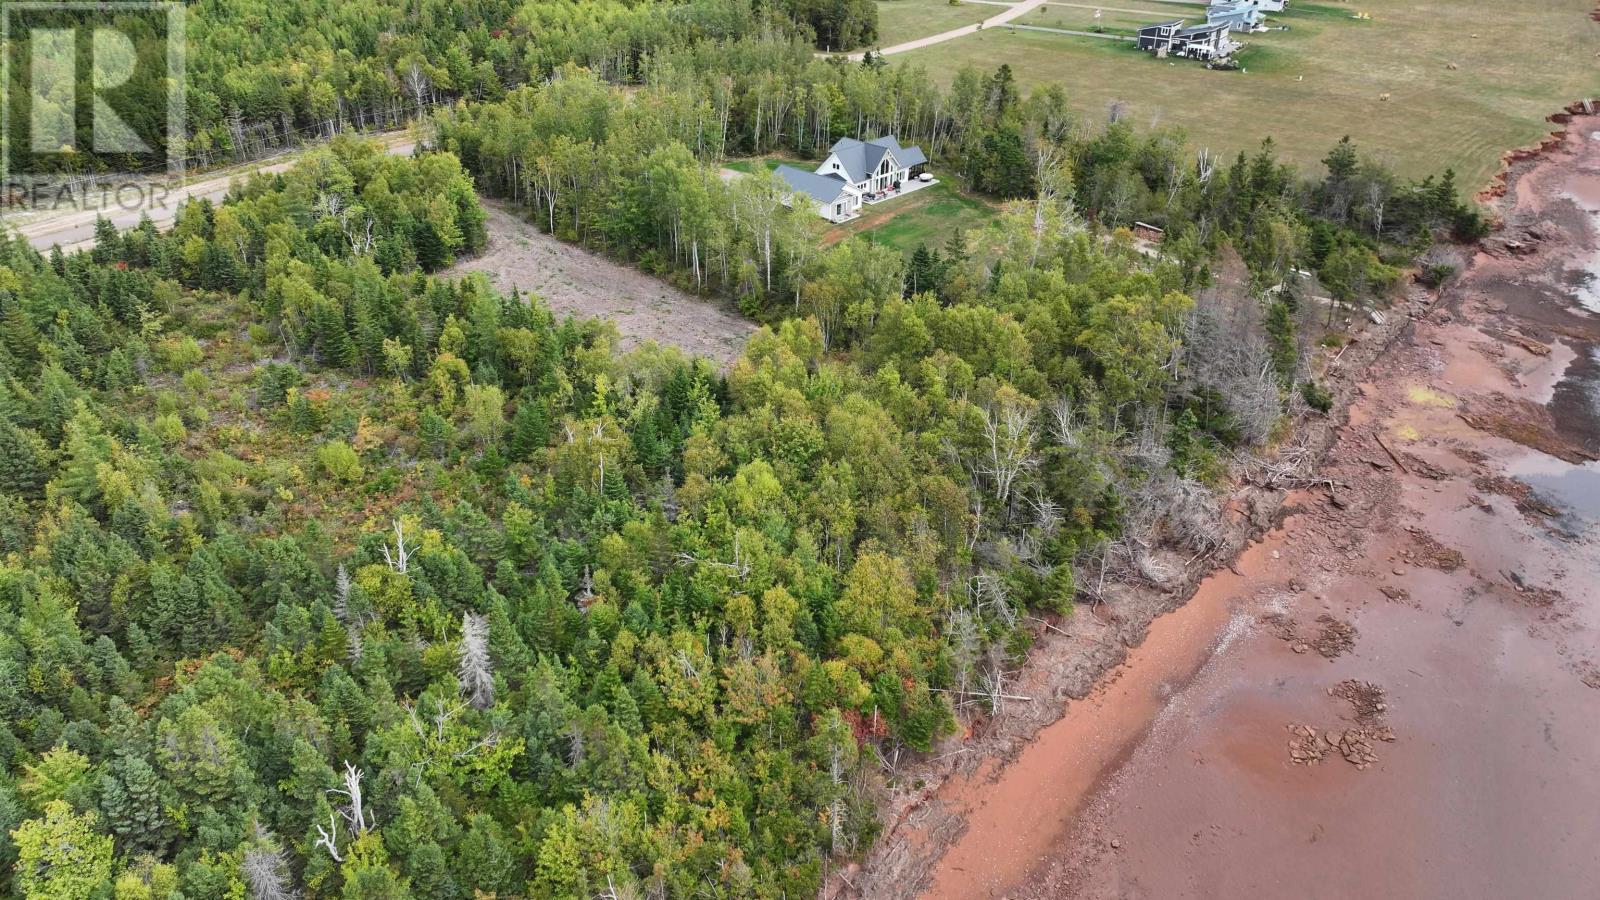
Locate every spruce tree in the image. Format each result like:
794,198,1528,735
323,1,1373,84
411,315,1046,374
0,419,49,497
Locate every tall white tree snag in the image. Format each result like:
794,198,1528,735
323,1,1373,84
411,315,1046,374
1047,397,1083,448
323,761,371,851
312,815,342,863
332,564,351,623
458,612,495,710
242,826,296,900
980,398,1038,508
403,61,431,112
381,519,412,574
828,739,845,855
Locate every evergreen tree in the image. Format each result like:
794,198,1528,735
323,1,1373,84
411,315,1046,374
99,754,174,856
0,419,50,497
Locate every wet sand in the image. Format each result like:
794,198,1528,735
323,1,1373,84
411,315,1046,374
917,115,1600,900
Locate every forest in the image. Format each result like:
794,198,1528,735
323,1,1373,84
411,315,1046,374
0,1,1489,899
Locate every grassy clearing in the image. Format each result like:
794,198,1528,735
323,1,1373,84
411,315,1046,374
875,0,997,42
723,154,813,175
1022,5,1163,36
831,179,1001,253
891,0,1600,191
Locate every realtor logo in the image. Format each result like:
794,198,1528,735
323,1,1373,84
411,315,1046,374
2,1,185,200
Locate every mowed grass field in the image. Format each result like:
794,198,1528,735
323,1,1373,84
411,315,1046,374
875,0,997,43
891,0,1600,191
1020,3,1166,36
721,155,813,175
727,155,1001,252
832,179,1001,252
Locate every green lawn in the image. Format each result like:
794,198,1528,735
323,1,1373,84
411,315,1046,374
1021,4,1171,36
723,155,811,175
875,0,997,43
890,0,1600,191
833,180,1001,253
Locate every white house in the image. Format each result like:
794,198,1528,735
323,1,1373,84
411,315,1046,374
776,135,928,223
1208,0,1285,31
1207,2,1263,31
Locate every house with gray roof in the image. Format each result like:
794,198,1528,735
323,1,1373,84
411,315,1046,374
1136,17,1240,60
1207,1,1264,33
1173,22,1237,58
776,135,928,222
1136,19,1186,53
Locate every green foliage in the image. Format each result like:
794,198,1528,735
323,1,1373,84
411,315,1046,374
11,801,114,900
0,12,1476,896
1301,378,1334,413
317,441,364,484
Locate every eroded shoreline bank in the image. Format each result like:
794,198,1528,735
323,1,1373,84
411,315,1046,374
836,109,1600,900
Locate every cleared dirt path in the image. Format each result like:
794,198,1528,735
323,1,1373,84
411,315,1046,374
444,200,755,367
6,132,415,253
829,0,1051,60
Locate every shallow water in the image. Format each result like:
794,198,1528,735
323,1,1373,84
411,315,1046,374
1507,452,1600,527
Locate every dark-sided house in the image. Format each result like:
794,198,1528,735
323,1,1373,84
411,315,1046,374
1136,20,1185,54
1172,22,1236,59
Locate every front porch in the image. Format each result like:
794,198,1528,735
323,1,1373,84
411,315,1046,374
861,176,940,206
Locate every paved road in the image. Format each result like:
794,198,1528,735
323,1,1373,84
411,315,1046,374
5,133,415,253
832,0,1052,60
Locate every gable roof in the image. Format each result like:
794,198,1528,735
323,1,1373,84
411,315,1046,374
1139,19,1185,32
826,135,926,182
776,165,852,204
1177,22,1229,38
1207,2,1261,22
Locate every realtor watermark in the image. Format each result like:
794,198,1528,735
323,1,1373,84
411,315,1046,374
1,0,185,216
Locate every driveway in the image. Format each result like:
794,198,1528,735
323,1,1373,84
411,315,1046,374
830,0,1052,60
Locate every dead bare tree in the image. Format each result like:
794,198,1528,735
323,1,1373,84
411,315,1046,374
947,607,980,700
1181,301,1284,447
595,875,642,900
381,519,413,574
332,564,351,623
458,612,494,710
242,826,296,900
967,572,1018,628
312,815,343,863
1046,397,1084,448
404,62,432,112
1195,147,1217,186
979,398,1038,511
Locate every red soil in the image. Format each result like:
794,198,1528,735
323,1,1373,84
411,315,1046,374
916,114,1600,900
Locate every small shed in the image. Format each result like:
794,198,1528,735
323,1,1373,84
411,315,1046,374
1132,221,1166,243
